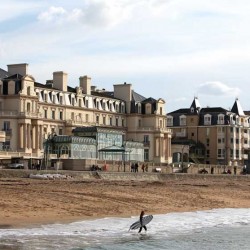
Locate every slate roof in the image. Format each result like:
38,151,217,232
168,108,190,115
142,97,157,103
231,98,245,116
2,73,23,80
132,90,146,102
0,68,10,79
200,107,229,113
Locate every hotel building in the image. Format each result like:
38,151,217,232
0,63,172,168
167,97,250,167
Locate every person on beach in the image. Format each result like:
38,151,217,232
138,210,147,233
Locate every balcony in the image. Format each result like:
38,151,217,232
0,131,6,142
2,129,12,136
136,126,171,133
176,131,186,137
65,120,97,126
19,111,43,118
0,110,43,118
143,141,150,147
0,110,18,116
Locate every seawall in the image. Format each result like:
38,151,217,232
0,169,249,181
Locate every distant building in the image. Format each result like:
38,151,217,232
0,63,172,168
167,97,250,168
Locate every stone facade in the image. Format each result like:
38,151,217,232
0,63,172,167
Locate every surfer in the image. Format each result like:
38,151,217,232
138,210,147,233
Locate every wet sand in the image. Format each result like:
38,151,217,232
0,176,250,228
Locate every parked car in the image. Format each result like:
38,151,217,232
8,163,24,169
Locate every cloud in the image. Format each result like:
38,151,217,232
37,1,133,27
37,6,67,23
198,81,241,97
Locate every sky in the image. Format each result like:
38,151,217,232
1,0,250,112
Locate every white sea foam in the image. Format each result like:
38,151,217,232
0,208,250,249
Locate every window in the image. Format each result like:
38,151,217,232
206,138,209,147
71,112,74,120
138,119,141,127
236,149,239,158
218,149,224,158
59,111,63,120
146,104,151,114
116,104,119,112
116,117,119,126
204,115,211,125
180,115,186,126
167,117,173,126
160,120,163,128
96,116,99,124
138,103,141,114
86,114,89,122
3,121,10,131
27,103,31,112
191,132,194,136
144,135,149,142
231,138,234,144
85,99,89,108
109,103,113,111
218,138,225,144
27,86,31,95
60,96,63,104
109,117,112,125
44,109,47,118
103,116,106,125
122,119,124,127
59,128,63,135
52,110,55,119
96,102,99,109
144,149,149,161
218,114,224,125
206,150,210,158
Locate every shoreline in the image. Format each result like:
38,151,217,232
1,175,250,229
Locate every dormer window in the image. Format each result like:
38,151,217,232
191,107,194,113
146,103,151,114
179,115,186,126
167,116,173,126
204,114,212,125
138,103,141,114
217,114,224,125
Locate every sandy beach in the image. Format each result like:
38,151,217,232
0,175,250,228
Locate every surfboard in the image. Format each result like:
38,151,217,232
129,215,153,230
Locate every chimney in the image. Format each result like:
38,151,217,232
79,75,91,95
113,83,132,102
53,71,68,92
7,63,28,76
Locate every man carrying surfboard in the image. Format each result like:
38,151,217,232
138,210,147,233
129,211,153,232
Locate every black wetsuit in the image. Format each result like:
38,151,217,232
138,213,147,233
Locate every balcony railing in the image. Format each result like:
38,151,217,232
0,110,43,118
2,129,12,136
0,151,42,159
143,141,150,147
136,126,171,133
65,120,98,126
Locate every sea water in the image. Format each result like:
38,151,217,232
0,208,250,250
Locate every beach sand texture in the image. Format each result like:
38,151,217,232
0,176,250,228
